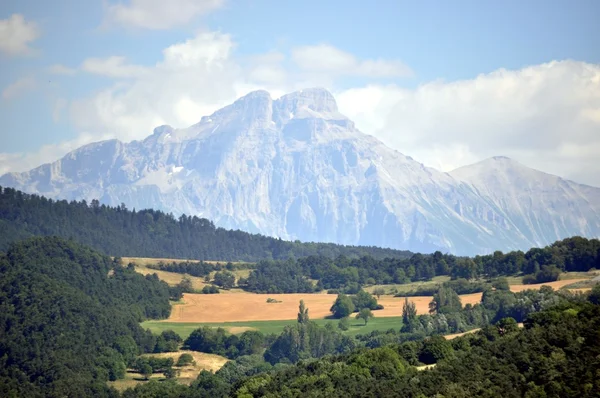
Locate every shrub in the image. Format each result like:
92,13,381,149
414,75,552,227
202,285,220,294
523,265,561,284
330,294,355,319
176,353,195,367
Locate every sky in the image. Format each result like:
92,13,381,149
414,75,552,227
1,0,599,186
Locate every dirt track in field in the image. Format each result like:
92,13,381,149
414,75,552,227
508,279,586,292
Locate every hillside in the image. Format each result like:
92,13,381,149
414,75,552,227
0,237,172,397
2,88,598,255
0,186,411,261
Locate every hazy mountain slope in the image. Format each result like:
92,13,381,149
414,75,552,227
450,156,600,249
2,88,599,255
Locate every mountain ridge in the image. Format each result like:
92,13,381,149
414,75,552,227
2,87,599,255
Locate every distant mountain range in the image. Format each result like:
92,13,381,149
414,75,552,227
2,88,599,255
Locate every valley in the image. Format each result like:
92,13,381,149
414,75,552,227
128,256,594,337
1,189,600,397
2,4,599,396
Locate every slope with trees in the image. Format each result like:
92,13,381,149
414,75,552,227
0,237,172,397
0,186,411,261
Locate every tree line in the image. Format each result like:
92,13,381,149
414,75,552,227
240,236,600,293
0,186,411,261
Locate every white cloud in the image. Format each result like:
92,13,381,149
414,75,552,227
2,77,36,100
48,64,77,75
0,14,40,56
292,44,413,78
104,0,224,30
52,98,68,122
0,132,108,175
247,52,287,86
69,31,241,141
68,35,378,143
82,56,149,78
336,60,600,186
3,28,598,190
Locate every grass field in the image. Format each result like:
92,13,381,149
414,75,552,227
364,276,452,294
142,315,405,339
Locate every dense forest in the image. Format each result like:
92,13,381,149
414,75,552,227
0,237,172,397
0,186,411,261
3,234,596,397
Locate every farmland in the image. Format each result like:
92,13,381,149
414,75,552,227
142,315,410,338
127,255,595,339
166,291,484,323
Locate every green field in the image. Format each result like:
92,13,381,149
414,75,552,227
142,315,404,339
365,275,451,294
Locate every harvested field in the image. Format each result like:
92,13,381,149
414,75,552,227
123,257,253,292
132,263,209,290
164,278,585,323
509,279,587,292
142,351,228,384
569,288,592,294
165,292,484,323
444,328,481,340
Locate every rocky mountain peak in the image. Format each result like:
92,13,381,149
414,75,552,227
152,125,175,136
275,87,339,114
1,88,598,255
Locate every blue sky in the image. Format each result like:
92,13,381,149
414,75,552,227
1,0,600,185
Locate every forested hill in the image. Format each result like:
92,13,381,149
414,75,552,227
0,186,411,261
0,236,172,397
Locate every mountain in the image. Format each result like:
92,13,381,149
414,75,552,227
450,156,600,249
1,88,599,255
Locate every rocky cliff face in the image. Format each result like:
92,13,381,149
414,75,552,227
2,88,599,255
